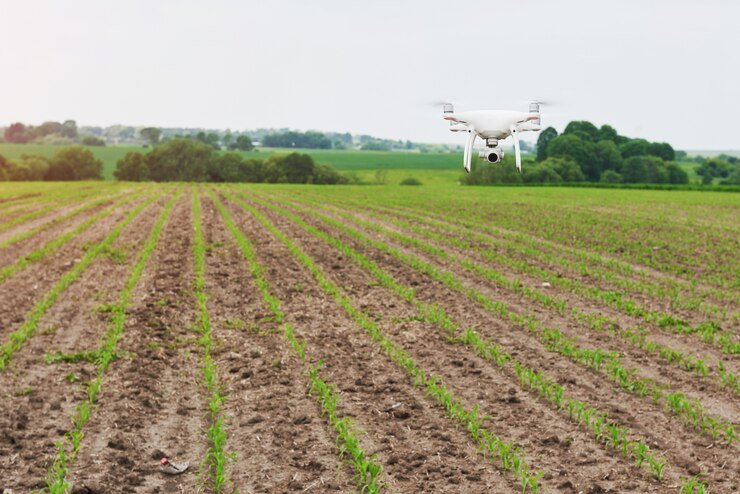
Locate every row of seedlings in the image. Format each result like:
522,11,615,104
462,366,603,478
209,189,383,493
223,189,547,493
192,189,236,492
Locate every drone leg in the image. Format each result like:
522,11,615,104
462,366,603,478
464,131,476,173
510,125,521,173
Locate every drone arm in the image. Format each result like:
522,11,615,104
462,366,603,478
464,131,476,173
510,125,521,173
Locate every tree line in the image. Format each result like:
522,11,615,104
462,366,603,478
114,139,349,183
0,147,103,181
463,120,739,185
2,120,105,147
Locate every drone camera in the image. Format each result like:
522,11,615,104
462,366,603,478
479,148,504,163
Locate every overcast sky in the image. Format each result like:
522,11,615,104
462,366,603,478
1,0,738,149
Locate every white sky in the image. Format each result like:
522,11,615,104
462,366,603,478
1,0,738,149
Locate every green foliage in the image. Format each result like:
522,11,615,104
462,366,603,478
139,127,161,147
547,134,599,180
523,163,562,183
5,154,50,180
230,134,253,151
399,176,422,185
600,169,623,183
81,135,106,146
461,156,523,185
546,157,585,181
45,146,103,180
695,158,732,184
114,151,149,181
536,126,558,161
563,120,599,141
594,139,622,172
147,138,213,181
262,130,332,149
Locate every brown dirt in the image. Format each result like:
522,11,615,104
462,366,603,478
219,192,516,493
0,193,169,491
246,193,739,493
68,191,205,493
0,195,152,342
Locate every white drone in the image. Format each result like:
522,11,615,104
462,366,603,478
443,102,542,173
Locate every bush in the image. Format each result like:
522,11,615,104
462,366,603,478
312,164,348,184
523,164,562,183
600,170,623,183
81,135,106,146
461,156,523,185
9,154,49,181
114,151,149,181
45,146,102,180
541,157,584,182
400,177,422,186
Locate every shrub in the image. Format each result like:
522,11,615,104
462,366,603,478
114,152,149,181
45,146,102,180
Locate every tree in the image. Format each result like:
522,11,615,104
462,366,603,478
619,139,650,159
146,138,213,182
594,139,623,173
0,154,10,180
8,154,49,180
621,156,648,183
61,120,78,139
546,134,599,181
208,152,248,182
665,163,689,184
563,121,599,141
648,142,675,161
81,135,106,146
543,157,585,181
140,127,162,147
600,170,623,183
4,123,29,143
45,146,103,180
277,153,315,183
231,135,254,151
114,151,149,181
597,124,619,143
536,127,558,161
696,158,731,185
312,164,349,184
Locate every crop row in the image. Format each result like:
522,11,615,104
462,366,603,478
246,192,679,482
0,194,160,369
288,195,738,386
208,189,383,492
0,192,147,286
192,189,235,491
263,193,736,445
45,190,179,492
223,189,546,492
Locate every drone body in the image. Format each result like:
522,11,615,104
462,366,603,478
442,103,542,173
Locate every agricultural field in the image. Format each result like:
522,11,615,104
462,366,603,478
0,182,737,493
